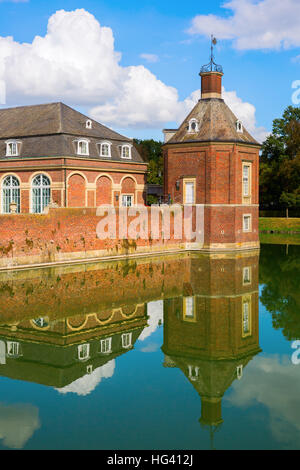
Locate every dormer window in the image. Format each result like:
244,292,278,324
121,145,132,159
86,120,92,129
77,139,89,156
6,140,20,157
7,341,21,358
236,120,243,133
188,119,199,133
122,332,132,349
100,142,111,158
78,343,90,361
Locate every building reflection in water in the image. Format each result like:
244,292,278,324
162,252,261,449
0,251,260,447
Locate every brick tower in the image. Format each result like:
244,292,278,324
163,41,261,251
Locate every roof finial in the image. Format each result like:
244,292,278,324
200,35,223,74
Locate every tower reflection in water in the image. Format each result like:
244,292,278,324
162,252,261,448
0,251,260,448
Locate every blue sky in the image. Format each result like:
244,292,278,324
0,0,299,141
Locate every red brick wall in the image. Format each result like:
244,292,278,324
68,174,86,207
96,176,112,206
164,143,259,205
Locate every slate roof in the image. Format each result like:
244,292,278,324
167,98,260,146
0,102,145,163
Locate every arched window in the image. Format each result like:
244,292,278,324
86,120,92,129
121,145,131,159
100,142,111,158
77,139,89,156
236,120,243,133
2,175,20,213
188,119,198,133
32,174,51,214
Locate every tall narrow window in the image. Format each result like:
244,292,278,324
31,174,51,214
122,332,132,349
242,298,251,337
183,296,196,321
243,214,251,232
2,176,20,213
243,267,251,285
243,165,250,197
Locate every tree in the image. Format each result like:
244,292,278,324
133,139,163,185
260,106,300,213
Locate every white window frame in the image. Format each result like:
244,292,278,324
243,214,252,233
31,174,51,214
242,295,252,338
2,175,21,214
188,118,199,133
121,145,132,160
6,341,21,357
122,332,132,349
6,140,20,157
78,343,90,361
121,194,133,207
243,267,251,285
237,365,243,380
236,120,243,133
183,296,196,322
188,365,199,382
100,142,112,158
242,163,251,199
86,119,92,129
100,337,112,354
77,139,89,156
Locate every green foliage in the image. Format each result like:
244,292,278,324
260,106,300,210
134,139,163,185
259,244,300,340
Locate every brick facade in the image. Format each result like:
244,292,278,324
163,70,261,251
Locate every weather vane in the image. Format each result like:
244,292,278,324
200,35,223,74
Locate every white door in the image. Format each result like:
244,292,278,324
184,182,195,204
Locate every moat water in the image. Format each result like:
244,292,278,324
0,243,299,450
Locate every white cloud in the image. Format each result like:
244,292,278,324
0,8,267,139
140,53,159,63
0,403,40,449
56,360,115,396
188,0,300,50
223,88,269,143
140,342,160,353
139,300,164,341
227,354,300,447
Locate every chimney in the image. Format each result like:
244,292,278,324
199,71,223,99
